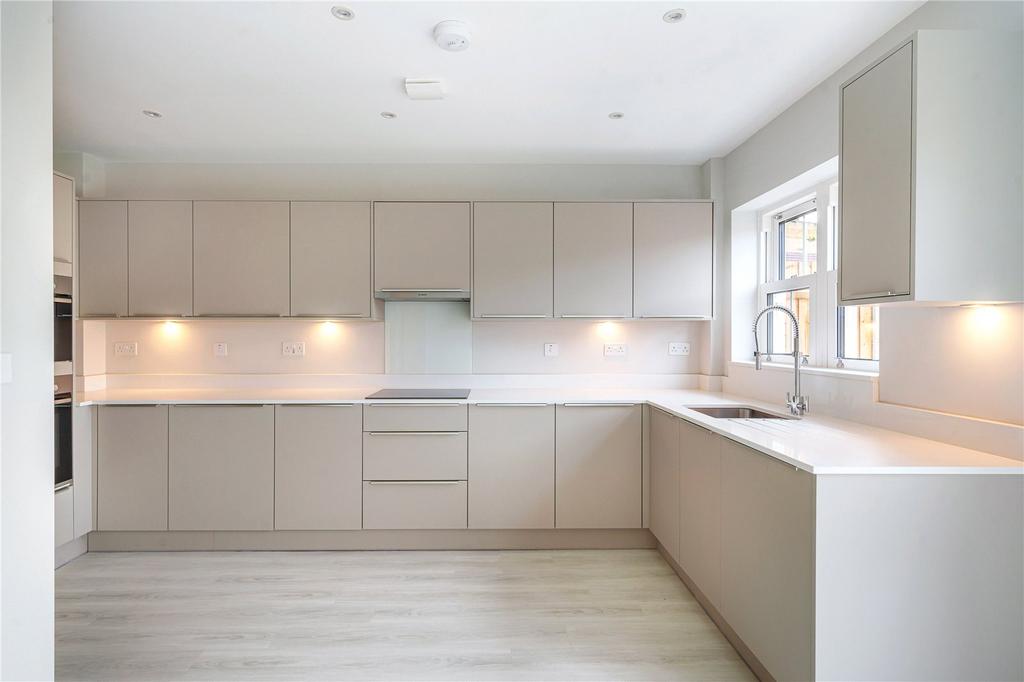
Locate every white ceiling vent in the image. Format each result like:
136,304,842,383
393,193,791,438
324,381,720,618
433,20,470,52
404,78,446,100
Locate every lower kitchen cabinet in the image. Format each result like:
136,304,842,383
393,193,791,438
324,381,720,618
468,404,555,529
555,404,642,529
678,420,721,607
169,405,275,531
649,407,680,560
55,486,75,547
274,405,362,530
720,437,814,682
97,405,169,531
362,481,468,529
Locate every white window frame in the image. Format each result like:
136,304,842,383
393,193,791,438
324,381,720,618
756,180,879,372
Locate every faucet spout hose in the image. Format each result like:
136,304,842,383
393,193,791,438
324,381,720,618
752,305,803,410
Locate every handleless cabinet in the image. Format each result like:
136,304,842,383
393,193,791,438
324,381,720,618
553,202,633,318
649,407,680,561
128,201,193,317
97,405,169,531
555,403,642,528
633,202,713,318
468,404,555,529
168,405,275,530
290,202,372,317
274,405,362,530
55,486,75,548
678,419,721,607
472,202,553,318
78,200,128,317
720,437,814,682
193,201,290,316
373,202,471,293
53,172,74,265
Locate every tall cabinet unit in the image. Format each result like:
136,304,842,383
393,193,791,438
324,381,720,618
290,202,373,317
633,202,713,318
128,201,193,317
472,202,554,318
553,202,633,318
839,31,1023,305
193,201,290,316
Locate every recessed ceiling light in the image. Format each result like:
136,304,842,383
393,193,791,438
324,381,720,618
380,111,397,119
663,9,686,23
141,109,163,118
608,112,625,120
331,5,354,21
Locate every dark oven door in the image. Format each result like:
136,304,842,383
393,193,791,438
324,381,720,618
54,299,73,363
55,395,73,489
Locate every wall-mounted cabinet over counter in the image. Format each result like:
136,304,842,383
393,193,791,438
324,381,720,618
554,202,634,319
373,202,471,298
472,202,553,319
839,31,1023,305
129,201,193,317
79,200,128,317
290,202,373,318
634,202,713,319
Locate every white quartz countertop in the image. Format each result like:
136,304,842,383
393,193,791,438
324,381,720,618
77,387,1024,476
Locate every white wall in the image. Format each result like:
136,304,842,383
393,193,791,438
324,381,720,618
719,1,1024,451
98,162,705,201
0,1,55,678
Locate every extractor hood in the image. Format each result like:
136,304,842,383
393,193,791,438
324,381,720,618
375,289,470,301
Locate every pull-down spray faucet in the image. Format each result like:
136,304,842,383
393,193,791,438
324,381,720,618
752,305,808,416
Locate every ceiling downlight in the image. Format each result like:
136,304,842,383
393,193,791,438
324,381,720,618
380,111,397,119
608,112,625,120
663,9,687,23
330,6,354,21
141,109,163,118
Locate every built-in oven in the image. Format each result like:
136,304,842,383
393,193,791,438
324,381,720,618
54,275,73,365
54,376,73,491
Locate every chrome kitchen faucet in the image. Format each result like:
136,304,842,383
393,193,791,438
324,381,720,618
752,305,809,416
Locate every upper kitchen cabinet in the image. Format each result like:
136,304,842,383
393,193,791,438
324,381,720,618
553,202,633,318
291,202,373,317
472,202,553,318
128,201,193,317
53,172,75,266
373,202,471,296
840,31,1023,305
193,201,290,316
633,202,713,319
78,200,128,317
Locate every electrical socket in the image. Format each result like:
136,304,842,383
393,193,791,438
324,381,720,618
114,342,138,357
213,342,229,357
544,343,559,357
603,343,627,357
669,342,691,356
282,341,306,357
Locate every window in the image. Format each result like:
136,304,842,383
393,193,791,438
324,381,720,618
757,181,879,371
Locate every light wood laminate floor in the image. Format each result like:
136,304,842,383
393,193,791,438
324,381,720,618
56,549,754,681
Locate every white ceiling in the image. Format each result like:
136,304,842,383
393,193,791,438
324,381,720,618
54,1,921,165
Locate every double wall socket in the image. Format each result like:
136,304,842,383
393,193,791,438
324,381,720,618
669,342,691,356
603,344,627,357
113,342,138,357
282,341,306,357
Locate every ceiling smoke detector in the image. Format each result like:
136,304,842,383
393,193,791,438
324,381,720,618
433,20,471,52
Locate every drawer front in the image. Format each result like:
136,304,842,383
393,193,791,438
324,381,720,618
363,432,467,480
362,481,468,529
362,404,467,432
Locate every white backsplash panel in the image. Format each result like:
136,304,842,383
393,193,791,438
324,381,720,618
384,302,473,375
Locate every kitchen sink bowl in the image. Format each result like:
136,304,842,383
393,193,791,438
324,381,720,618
687,406,795,420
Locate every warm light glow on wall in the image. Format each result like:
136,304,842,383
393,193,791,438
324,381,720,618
594,321,620,340
964,305,1004,337
160,320,182,339
318,320,342,339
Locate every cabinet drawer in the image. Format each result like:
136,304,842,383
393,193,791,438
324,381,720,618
362,404,467,432
362,481,468,529
363,432,467,480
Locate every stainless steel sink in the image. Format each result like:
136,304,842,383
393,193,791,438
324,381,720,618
687,406,795,420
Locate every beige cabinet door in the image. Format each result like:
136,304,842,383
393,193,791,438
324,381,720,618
840,41,913,303
468,404,555,529
362,481,467,529
649,408,680,561
553,202,633,318
55,487,75,548
97,405,169,531
168,405,275,530
373,202,471,292
290,202,372,317
678,420,721,607
128,201,193,317
634,202,713,318
720,438,814,682
53,173,74,265
472,202,553,318
275,405,362,530
78,200,128,317
193,201,290,315
555,404,642,528
72,406,94,538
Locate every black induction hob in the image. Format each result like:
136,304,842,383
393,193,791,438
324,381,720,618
365,388,471,400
